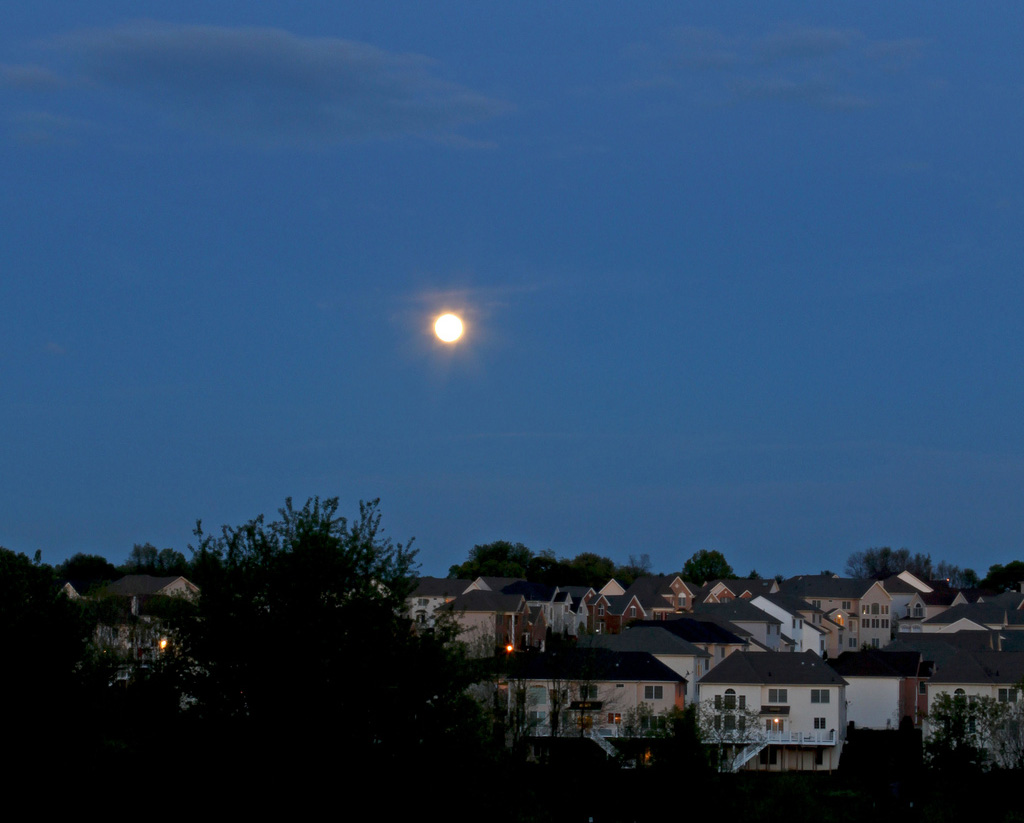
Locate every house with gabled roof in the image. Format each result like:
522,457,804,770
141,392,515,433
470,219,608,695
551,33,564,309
924,650,1024,764
781,575,893,650
443,590,529,656
917,597,1024,634
751,593,828,656
515,648,687,743
632,616,749,668
581,625,712,700
621,575,695,619
830,649,927,729
697,650,847,771
693,600,784,651
407,576,470,628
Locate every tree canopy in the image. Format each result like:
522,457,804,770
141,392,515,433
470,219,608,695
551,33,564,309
682,550,734,584
448,540,533,579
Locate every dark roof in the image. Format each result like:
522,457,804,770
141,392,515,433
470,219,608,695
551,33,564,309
632,616,746,646
922,601,1024,628
444,590,525,613
501,580,557,602
581,626,710,658
781,575,882,600
473,576,524,591
830,649,923,679
693,600,782,625
622,575,684,608
880,575,920,595
755,592,825,616
698,651,847,687
411,577,470,598
928,651,1024,687
518,648,686,683
707,578,777,597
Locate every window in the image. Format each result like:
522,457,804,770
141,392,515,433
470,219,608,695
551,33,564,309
882,605,889,615
529,710,545,723
811,599,821,608
724,689,736,709
914,604,923,618
629,606,637,617
580,684,598,700
882,619,889,628
1000,688,1018,703
872,638,879,648
724,714,736,731
849,638,857,648
608,713,621,724
645,685,663,700
765,719,784,733
597,605,605,616
842,601,851,611
811,689,830,704
768,688,788,704
814,717,826,729
919,681,927,695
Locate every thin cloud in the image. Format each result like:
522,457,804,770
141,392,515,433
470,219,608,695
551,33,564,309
0,63,68,90
53,23,509,146
732,77,871,110
632,24,912,111
756,27,859,63
866,38,927,72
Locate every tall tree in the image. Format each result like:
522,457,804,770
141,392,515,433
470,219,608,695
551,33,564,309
845,547,932,579
682,550,734,585
448,540,533,579
980,561,1024,592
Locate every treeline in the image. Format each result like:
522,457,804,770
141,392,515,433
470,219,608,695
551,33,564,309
448,542,738,588
451,541,1023,593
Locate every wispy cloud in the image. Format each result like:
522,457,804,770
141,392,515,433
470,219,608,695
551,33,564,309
0,63,68,90
44,23,508,146
633,24,916,111
756,27,858,63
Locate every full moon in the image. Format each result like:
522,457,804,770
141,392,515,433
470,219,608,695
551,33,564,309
434,313,464,343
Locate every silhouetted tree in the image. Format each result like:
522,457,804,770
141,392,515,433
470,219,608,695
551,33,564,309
448,540,533,579
682,550,734,585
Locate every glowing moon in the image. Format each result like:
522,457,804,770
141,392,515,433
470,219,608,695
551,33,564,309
434,313,464,343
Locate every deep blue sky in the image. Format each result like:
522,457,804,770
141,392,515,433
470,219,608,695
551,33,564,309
3,3,1022,578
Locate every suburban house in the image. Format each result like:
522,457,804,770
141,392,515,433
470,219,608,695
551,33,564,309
782,575,894,650
751,593,828,656
697,650,848,771
580,625,712,699
407,576,470,627
94,574,200,663
693,600,784,651
443,590,531,655
830,649,929,729
514,648,687,740
621,575,696,618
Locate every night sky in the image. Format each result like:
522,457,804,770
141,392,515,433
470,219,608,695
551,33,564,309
3,3,1022,578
